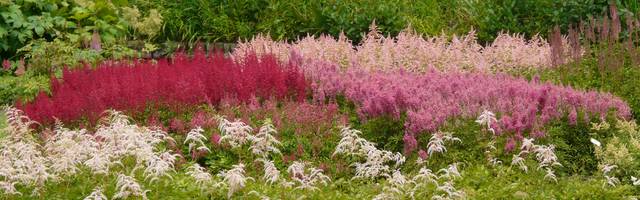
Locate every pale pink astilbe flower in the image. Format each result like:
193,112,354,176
232,22,557,73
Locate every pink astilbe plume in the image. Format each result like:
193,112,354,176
19,50,307,124
308,63,631,153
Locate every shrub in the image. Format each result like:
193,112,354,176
18,49,307,124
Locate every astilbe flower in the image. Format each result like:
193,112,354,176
309,62,631,153
476,110,497,134
216,163,254,198
0,107,53,195
20,50,307,124
1,108,179,196
185,163,213,188
114,174,149,200
258,158,281,184
83,187,108,200
510,138,562,182
426,131,461,156
334,127,405,179
374,164,465,200
601,164,619,187
217,116,254,148
248,119,282,158
286,161,330,191
184,127,210,153
234,23,564,73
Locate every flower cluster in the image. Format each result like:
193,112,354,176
310,64,631,153
19,49,307,124
234,23,570,73
334,127,405,179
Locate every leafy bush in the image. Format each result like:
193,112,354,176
0,75,48,105
19,50,307,124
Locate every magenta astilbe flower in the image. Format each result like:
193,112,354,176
403,133,418,154
2,59,10,70
418,149,428,160
169,118,185,134
505,137,517,152
211,133,221,145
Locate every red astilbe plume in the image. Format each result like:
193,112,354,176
19,50,308,124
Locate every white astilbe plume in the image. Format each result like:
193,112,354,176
217,116,253,148
83,187,108,200
601,164,619,187
0,107,52,195
287,161,330,191
334,126,405,179
426,131,461,156
184,127,210,153
217,163,254,198
511,154,528,172
258,158,280,184
533,145,561,169
0,181,20,195
142,151,177,183
485,140,502,166
46,122,98,175
186,163,212,187
249,119,282,157
475,110,497,134
114,174,149,200
376,164,465,199
438,163,462,180
631,176,640,186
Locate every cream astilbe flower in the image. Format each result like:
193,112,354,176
217,163,254,198
0,181,20,195
186,163,212,187
601,164,619,187
511,154,528,172
45,121,98,176
249,119,282,157
0,107,53,194
533,145,561,169
334,127,405,179
142,151,177,183
426,131,462,156
114,174,149,200
475,110,497,134
217,116,254,148
258,158,280,184
631,176,640,186
184,127,210,153
83,187,108,200
287,161,330,191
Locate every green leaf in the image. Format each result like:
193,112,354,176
34,26,44,36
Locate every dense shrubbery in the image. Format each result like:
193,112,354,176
148,0,635,44
19,49,307,124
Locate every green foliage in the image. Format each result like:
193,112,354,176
533,55,640,121
0,75,48,105
470,0,612,42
